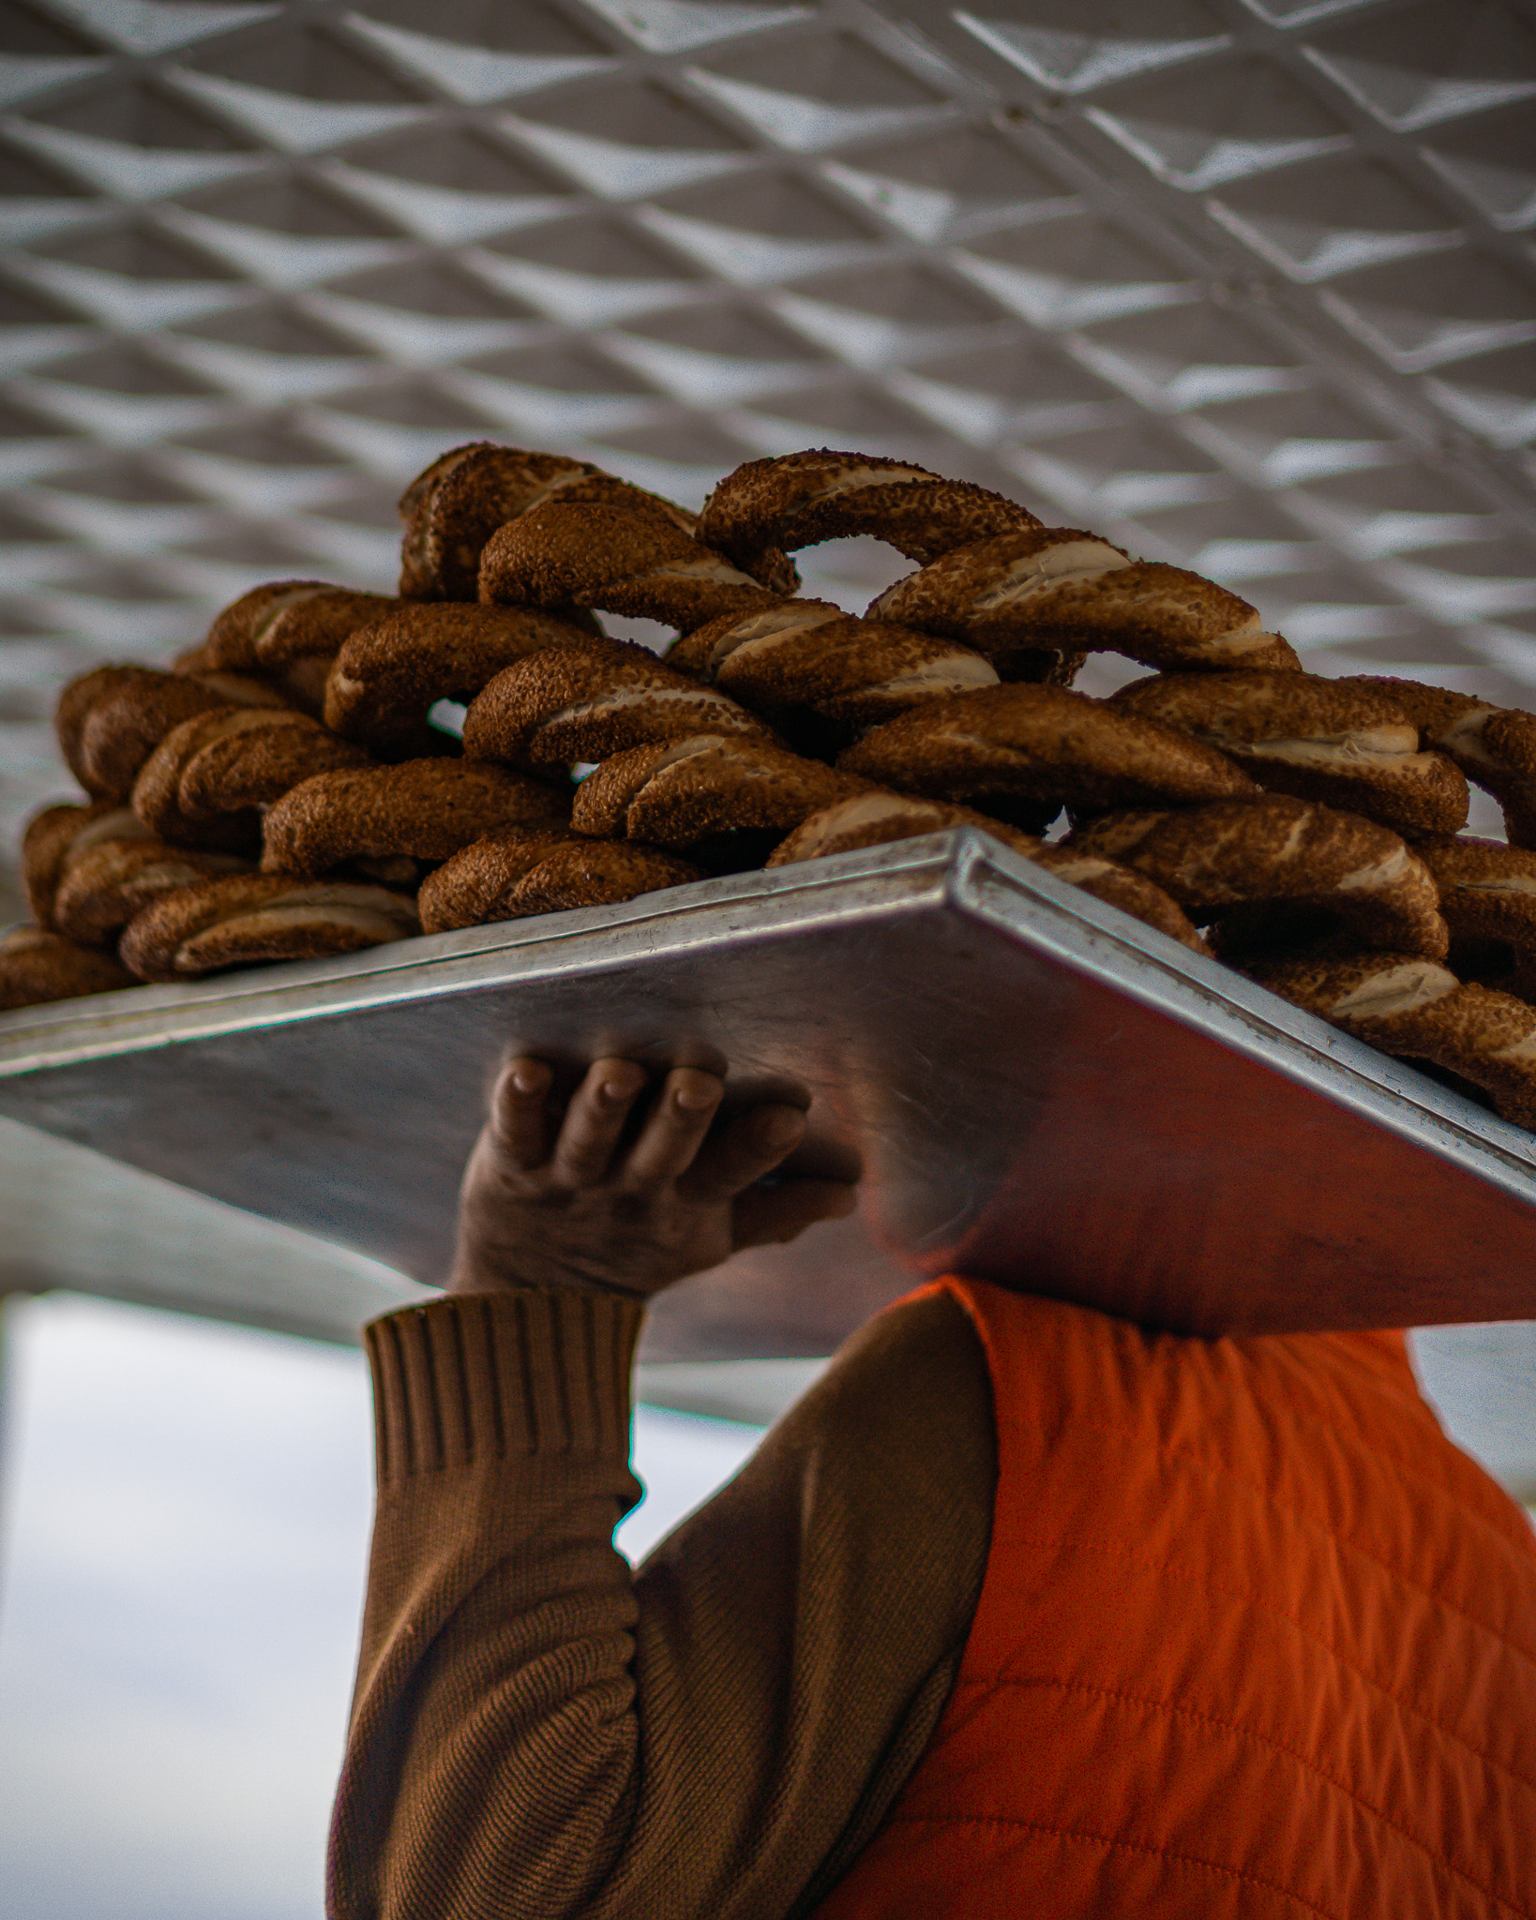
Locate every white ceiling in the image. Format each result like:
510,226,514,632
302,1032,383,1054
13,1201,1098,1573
2,0,1535,919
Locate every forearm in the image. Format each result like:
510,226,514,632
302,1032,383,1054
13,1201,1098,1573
328,1288,646,1920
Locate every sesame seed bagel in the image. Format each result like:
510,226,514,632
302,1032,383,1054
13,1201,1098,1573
1070,796,1449,958
870,527,1301,677
1337,676,1536,847
0,926,135,1011
419,828,700,933
119,875,419,982
202,580,401,674
132,708,370,852
1111,670,1468,838
766,790,1205,952
836,684,1257,829
23,800,151,927
571,733,868,862
1242,950,1536,1129
400,442,797,601
1416,836,1536,956
479,498,785,633
699,449,1038,571
325,604,617,754
56,664,292,802
53,838,251,947
261,759,570,880
666,600,1001,737
463,639,772,773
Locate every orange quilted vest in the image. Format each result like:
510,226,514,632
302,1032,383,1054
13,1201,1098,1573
813,1277,1536,1919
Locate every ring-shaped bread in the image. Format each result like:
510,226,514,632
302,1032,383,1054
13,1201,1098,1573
55,839,251,946
836,683,1256,830
462,639,772,772
0,926,135,1011
119,874,419,982
1111,670,1468,838
571,732,868,863
1242,950,1536,1129
261,760,570,880
1069,796,1448,958
419,828,700,933
766,791,1205,952
666,601,1002,739
56,665,292,802
132,708,370,851
698,449,1037,571
1337,676,1536,846
23,800,150,927
325,604,618,753
479,499,786,633
870,527,1301,677
400,442,797,600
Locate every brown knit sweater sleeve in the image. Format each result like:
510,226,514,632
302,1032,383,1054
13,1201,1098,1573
327,1283,994,1920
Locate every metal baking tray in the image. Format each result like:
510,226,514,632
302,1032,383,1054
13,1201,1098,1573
3,829,1535,1363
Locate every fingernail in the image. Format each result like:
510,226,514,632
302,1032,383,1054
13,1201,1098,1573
510,1064,545,1094
764,1110,805,1148
676,1080,719,1110
600,1074,639,1104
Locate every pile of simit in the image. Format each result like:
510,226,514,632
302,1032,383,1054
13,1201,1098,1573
8,444,1536,1130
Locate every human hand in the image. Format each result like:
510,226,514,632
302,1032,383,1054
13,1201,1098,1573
448,1054,862,1299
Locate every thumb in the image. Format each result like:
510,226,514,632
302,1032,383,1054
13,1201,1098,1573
733,1177,860,1250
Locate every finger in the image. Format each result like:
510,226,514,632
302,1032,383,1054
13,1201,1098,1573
679,1101,807,1201
733,1178,861,1249
488,1056,555,1170
621,1066,724,1188
548,1056,649,1188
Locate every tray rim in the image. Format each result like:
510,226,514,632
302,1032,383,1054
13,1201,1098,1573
4,827,1536,1213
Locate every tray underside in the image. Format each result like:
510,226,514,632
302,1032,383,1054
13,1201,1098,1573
3,831,1536,1362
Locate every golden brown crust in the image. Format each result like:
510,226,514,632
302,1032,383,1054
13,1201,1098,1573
261,760,570,878
699,450,1038,570
837,684,1256,826
1337,675,1536,845
571,734,868,856
463,640,772,772
1417,835,1536,956
0,926,135,1011
479,498,784,632
132,708,370,850
53,838,251,946
766,791,1042,865
1242,950,1536,1129
666,601,1001,736
418,829,700,933
119,874,419,982
871,529,1301,676
1111,670,1468,837
766,791,1203,950
324,604,618,752
1070,796,1449,958
22,800,149,927
56,665,291,802
202,580,401,673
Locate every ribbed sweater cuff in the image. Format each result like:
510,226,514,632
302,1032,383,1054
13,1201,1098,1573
364,1287,644,1486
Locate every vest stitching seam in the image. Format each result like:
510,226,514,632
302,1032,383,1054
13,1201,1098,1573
994,1408,1536,1668
983,1528,1536,1799
880,1812,1344,1920
946,1672,1532,1918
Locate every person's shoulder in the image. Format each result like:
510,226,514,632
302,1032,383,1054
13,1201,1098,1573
774,1284,995,1473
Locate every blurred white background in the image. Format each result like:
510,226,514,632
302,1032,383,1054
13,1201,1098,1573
0,1293,762,1920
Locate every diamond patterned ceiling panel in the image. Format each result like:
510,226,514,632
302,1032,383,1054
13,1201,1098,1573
0,0,1533,924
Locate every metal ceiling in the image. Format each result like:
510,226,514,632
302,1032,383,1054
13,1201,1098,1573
2,0,1535,921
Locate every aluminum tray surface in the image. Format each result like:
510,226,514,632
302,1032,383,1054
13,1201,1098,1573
2,831,1535,1362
